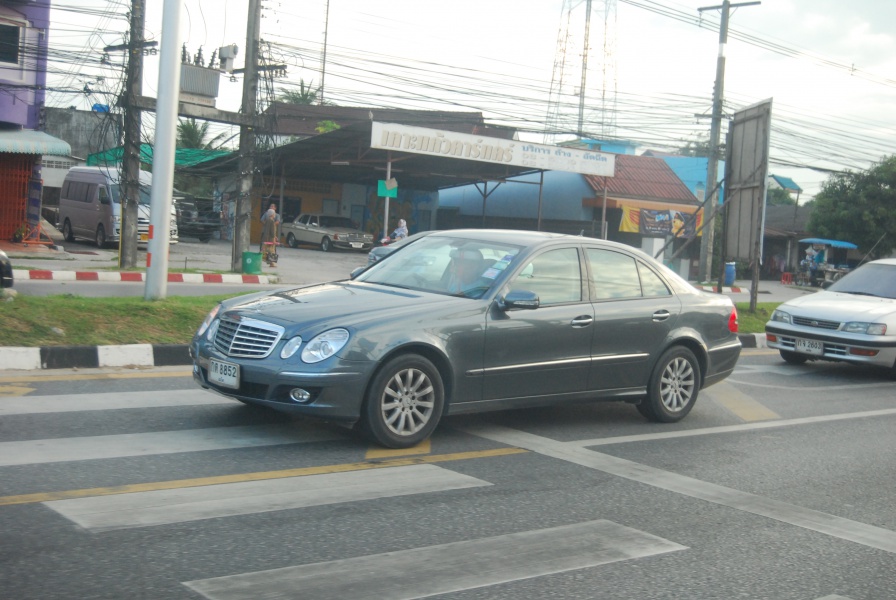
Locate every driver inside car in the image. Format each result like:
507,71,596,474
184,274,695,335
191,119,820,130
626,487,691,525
444,248,485,294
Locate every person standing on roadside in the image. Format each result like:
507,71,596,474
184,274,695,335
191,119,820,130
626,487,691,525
260,203,281,254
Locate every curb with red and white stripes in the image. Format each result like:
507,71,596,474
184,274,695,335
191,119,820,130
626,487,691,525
12,269,277,284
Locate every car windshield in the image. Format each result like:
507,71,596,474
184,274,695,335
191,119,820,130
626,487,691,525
355,234,522,298
827,263,896,299
320,216,359,229
110,183,152,205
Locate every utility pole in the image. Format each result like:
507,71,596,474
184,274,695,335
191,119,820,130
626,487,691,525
696,0,760,283
577,0,592,136
120,0,145,269
232,0,261,272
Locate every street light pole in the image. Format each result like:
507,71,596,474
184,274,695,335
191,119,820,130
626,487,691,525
697,0,760,283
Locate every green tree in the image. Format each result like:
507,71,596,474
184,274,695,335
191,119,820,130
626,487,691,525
176,118,227,149
808,155,896,258
278,79,321,105
766,187,796,206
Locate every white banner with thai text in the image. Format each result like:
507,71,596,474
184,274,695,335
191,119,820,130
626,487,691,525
371,122,615,177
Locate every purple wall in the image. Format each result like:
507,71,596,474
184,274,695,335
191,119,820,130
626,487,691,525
0,0,51,129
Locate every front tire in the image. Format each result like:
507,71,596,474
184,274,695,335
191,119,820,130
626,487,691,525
637,346,700,423
62,219,74,242
320,236,332,252
780,350,808,365
287,233,298,248
95,224,107,248
361,354,444,448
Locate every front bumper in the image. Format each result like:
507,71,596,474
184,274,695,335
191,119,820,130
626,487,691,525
765,324,896,369
332,240,374,251
192,342,374,423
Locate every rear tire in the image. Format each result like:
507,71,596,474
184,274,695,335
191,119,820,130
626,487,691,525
95,224,107,248
62,219,74,242
287,233,298,248
361,354,444,448
780,350,809,365
198,235,211,243
320,236,332,252
637,346,700,423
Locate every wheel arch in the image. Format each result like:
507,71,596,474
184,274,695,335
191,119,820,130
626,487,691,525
360,342,455,410
657,334,709,388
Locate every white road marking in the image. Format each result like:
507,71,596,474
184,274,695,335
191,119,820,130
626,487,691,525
463,425,896,555
45,464,490,532
0,423,342,467
571,408,896,447
0,389,232,415
183,519,686,600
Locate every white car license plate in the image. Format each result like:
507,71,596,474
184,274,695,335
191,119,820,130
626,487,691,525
795,338,823,356
209,359,240,388
350,242,362,248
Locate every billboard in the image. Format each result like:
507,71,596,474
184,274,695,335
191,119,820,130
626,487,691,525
724,99,772,263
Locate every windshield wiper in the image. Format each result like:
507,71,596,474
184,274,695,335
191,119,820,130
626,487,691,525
842,291,881,297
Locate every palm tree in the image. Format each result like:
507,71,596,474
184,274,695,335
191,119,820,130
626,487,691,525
278,79,321,105
176,118,228,149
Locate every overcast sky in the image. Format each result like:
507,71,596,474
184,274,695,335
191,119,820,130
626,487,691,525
48,0,896,199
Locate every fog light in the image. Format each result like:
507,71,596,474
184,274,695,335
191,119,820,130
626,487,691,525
849,348,878,357
289,388,312,403
766,333,777,343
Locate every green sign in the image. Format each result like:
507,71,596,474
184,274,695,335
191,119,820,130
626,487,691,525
377,179,397,198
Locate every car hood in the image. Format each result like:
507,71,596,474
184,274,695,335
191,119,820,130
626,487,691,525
219,282,466,332
780,291,896,321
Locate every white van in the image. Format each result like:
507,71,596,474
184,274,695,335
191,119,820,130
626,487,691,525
58,167,179,248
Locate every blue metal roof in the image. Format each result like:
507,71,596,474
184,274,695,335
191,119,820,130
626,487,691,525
800,238,857,249
771,174,802,193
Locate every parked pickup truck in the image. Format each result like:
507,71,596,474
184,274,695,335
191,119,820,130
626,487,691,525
281,213,374,252
174,194,222,243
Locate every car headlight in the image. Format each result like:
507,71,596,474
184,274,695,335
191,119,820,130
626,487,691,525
280,336,303,359
302,328,349,363
770,309,792,324
843,322,887,335
197,304,221,337
114,215,121,224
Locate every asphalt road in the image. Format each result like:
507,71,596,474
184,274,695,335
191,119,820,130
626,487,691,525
1,350,894,599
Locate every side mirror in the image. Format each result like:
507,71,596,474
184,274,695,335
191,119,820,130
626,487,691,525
499,290,539,310
821,280,833,290
349,266,366,280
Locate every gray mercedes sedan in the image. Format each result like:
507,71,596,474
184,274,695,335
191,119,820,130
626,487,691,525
191,229,742,448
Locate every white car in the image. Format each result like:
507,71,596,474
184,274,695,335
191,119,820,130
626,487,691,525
281,214,373,252
765,258,896,376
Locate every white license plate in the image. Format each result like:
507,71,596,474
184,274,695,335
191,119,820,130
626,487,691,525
795,338,823,356
350,242,362,248
209,359,240,388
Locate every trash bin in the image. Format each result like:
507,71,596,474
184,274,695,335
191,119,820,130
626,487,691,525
242,251,262,275
724,262,736,286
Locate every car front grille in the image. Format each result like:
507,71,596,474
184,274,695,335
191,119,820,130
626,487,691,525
792,316,840,330
214,317,284,358
343,233,370,242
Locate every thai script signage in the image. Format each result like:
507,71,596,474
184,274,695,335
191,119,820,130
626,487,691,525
371,122,615,177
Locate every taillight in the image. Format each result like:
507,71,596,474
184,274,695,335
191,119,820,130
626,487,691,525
728,307,739,333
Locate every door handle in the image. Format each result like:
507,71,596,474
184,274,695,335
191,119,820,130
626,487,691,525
652,310,671,322
571,315,594,327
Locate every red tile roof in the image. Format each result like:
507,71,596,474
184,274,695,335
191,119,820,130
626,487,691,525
584,154,697,205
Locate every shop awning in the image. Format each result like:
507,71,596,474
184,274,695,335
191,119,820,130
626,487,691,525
0,129,71,156
799,237,858,249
